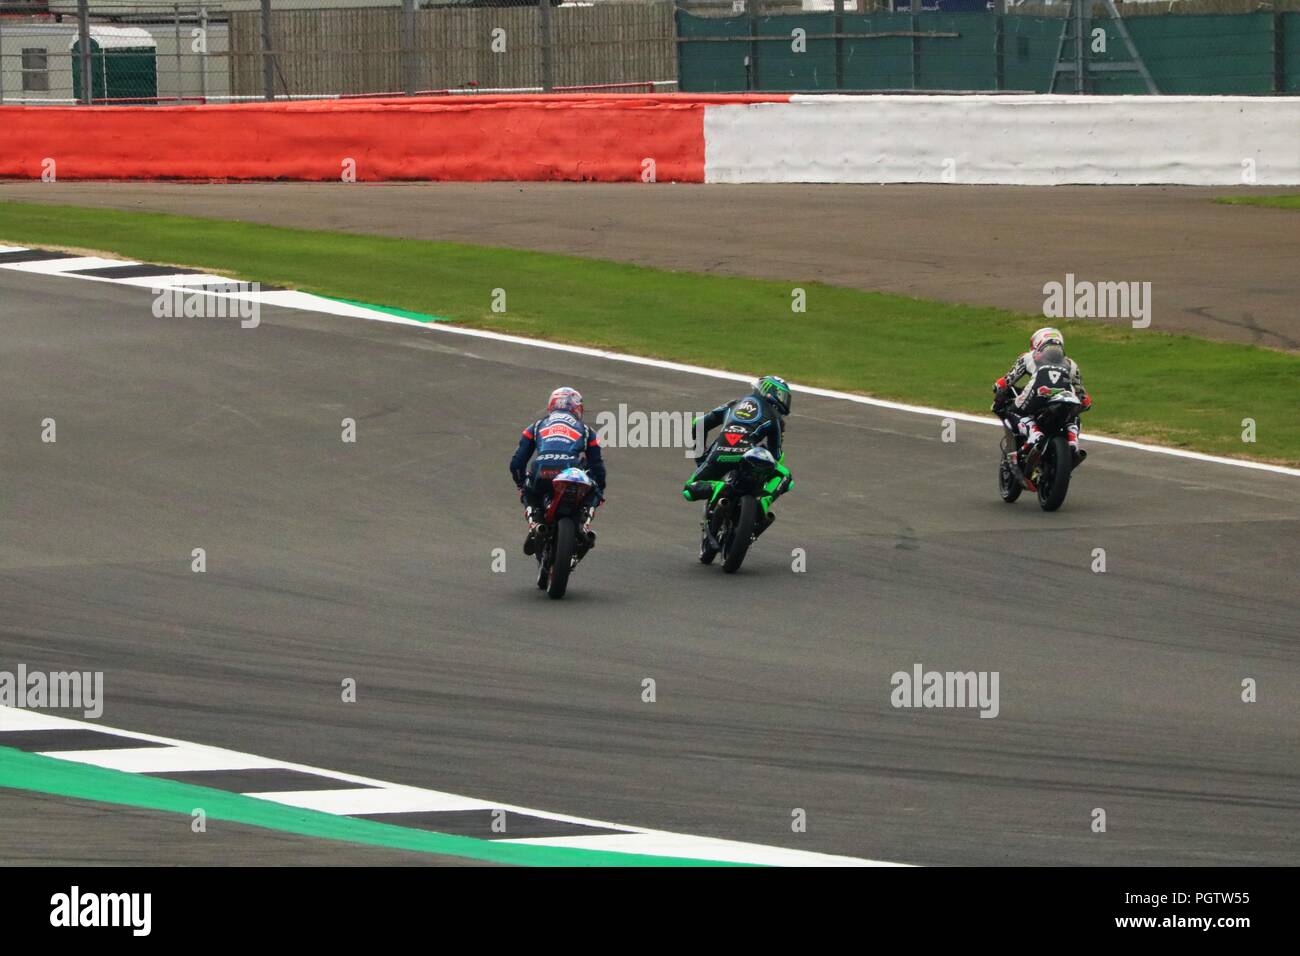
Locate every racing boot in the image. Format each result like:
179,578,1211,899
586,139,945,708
1068,424,1086,468
1020,421,1045,459
522,506,541,556
683,481,712,503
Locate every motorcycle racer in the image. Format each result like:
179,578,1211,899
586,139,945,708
683,375,793,536
991,328,1092,468
510,387,605,556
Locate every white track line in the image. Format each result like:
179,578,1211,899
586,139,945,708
394,322,1300,479
51,745,287,774
249,787,497,816
112,273,243,289
3,247,1295,479
3,256,143,274
501,831,877,867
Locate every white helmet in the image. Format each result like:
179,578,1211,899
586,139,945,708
1031,327,1064,353
546,386,583,419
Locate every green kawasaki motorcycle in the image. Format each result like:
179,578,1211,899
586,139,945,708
692,444,792,573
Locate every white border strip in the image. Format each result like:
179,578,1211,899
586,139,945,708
705,95,1300,186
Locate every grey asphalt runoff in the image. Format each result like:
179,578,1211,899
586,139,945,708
0,270,1296,866
2,180,1297,349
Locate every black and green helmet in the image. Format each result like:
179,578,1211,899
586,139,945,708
754,375,792,416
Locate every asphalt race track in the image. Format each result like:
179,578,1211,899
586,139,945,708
1,269,1297,865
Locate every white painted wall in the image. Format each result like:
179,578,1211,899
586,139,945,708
703,94,1300,185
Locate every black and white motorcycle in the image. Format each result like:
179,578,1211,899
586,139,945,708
997,367,1088,512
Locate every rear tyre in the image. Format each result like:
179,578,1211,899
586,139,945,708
722,495,758,574
547,518,577,599
1037,435,1072,512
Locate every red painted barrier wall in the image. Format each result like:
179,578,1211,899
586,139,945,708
0,94,787,183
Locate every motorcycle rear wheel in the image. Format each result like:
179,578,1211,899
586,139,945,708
722,496,759,574
547,518,577,599
1037,435,1072,512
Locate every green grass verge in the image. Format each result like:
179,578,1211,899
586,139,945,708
1215,194,1300,210
3,200,1297,466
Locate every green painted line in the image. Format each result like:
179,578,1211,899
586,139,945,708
0,747,743,867
320,295,449,323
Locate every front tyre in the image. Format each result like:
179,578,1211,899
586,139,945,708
699,505,721,564
998,434,1022,503
998,456,1022,503
1037,435,1072,512
547,518,577,599
722,495,758,574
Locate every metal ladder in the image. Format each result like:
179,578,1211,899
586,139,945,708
1050,0,1159,94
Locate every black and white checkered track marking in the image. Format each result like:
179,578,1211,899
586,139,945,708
0,245,414,324
1,708,886,865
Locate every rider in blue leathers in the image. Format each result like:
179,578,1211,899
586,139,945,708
510,386,606,556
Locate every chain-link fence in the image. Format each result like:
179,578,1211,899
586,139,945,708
675,0,1300,93
0,0,678,104
3,0,1296,103
1,2,229,103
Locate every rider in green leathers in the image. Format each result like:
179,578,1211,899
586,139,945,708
682,375,794,533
